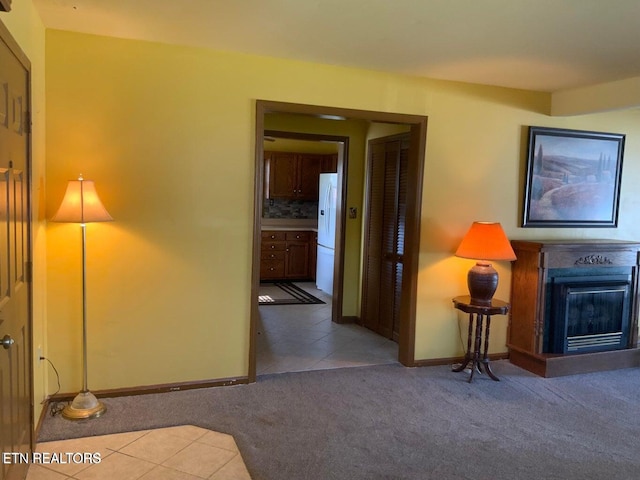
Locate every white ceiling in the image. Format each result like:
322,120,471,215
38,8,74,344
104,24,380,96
32,0,640,93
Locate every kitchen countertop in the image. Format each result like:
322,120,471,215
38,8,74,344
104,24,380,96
261,219,317,231
261,225,318,232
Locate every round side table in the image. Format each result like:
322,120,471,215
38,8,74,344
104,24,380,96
452,295,509,382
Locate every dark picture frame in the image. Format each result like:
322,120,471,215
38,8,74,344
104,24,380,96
522,126,625,228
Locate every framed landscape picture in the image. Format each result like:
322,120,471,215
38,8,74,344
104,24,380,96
522,126,625,228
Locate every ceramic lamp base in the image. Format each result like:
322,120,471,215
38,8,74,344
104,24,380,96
467,261,498,306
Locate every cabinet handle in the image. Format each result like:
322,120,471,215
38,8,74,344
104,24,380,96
270,267,274,271
286,249,289,252
270,235,275,239
296,235,300,239
271,245,275,249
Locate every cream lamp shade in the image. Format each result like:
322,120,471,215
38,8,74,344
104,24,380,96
52,176,113,223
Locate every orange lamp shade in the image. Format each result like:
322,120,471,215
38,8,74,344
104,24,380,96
455,221,516,305
455,222,516,261
52,176,113,224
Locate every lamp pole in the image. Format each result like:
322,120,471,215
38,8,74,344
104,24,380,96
81,222,88,394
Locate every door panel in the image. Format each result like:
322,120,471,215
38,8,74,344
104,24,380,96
362,134,409,341
361,142,385,334
379,141,400,338
0,169,10,306
0,25,32,480
285,242,310,278
296,154,321,200
266,151,297,198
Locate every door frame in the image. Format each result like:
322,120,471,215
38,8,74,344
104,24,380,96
250,100,427,381
0,17,34,456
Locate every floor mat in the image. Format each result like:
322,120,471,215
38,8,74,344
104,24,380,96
258,281,325,305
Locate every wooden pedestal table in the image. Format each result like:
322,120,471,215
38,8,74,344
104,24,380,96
452,295,510,382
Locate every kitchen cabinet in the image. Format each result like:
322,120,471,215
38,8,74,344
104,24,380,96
260,230,315,280
265,151,333,200
285,232,310,278
321,154,338,173
260,231,286,279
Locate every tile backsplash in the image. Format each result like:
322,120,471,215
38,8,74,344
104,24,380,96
263,198,319,219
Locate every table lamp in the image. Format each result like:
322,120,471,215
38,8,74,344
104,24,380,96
52,175,113,420
455,221,516,306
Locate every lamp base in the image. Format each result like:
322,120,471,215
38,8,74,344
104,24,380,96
62,391,106,420
467,261,499,306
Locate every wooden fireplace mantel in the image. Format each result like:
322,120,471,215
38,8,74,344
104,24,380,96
508,239,640,377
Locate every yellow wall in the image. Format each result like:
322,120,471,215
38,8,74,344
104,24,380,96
1,1,47,420
44,29,640,392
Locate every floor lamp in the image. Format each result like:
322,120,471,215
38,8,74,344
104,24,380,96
52,175,113,420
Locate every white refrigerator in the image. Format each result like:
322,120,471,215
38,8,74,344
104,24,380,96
316,173,338,294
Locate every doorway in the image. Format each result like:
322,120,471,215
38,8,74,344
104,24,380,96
256,131,399,375
250,101,427,381
260,129,348,325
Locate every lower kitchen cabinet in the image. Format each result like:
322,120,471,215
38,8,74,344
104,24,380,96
260,230,315,281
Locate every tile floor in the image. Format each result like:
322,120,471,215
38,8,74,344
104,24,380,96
25,425,251,480
256,282,399,375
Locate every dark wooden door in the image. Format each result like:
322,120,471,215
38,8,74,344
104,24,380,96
0,23,32,480
361,133,409,341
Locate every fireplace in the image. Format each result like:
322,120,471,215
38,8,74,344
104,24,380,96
508,240,640,377
547,274,632,354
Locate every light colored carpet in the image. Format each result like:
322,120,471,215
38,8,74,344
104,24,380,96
39,361,640,480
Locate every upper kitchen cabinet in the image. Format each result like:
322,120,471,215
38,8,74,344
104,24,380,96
265,151,328,200
321,153,338,173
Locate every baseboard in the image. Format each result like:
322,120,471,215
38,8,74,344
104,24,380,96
49,376,250,402
337,315,358,324
413,352,509,368
34,400,49,443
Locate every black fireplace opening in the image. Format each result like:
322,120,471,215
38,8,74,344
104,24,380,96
546,273,632,354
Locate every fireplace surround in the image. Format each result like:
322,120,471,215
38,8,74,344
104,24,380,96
508,240,640,377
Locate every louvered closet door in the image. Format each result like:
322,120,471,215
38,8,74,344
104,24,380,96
389,142,407,341
362,134,409,341
362,142,385,336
